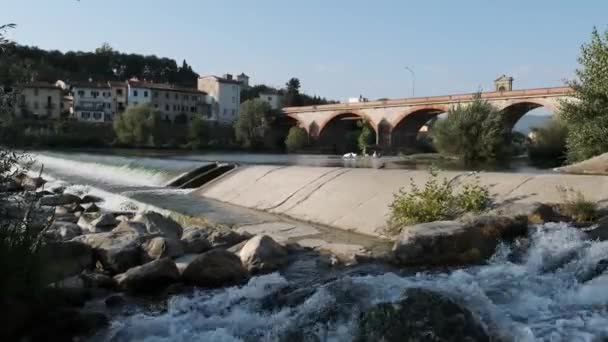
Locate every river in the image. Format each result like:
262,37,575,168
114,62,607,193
29,151,608,341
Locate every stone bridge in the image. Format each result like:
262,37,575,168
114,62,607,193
282,86,573,150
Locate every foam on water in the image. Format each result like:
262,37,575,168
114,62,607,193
33,154,176,187
93,223,608,342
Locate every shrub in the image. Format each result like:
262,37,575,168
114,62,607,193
357,120,376,153
387,168,491,234
556,186,598,223
235,99,273,148
113,104,160,146
527,119,568,164
285,126,308,152
431,94,510,165
559,27,608,163
188,116,206,149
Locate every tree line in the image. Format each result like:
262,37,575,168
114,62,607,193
241,77,338,107
0,42,199,87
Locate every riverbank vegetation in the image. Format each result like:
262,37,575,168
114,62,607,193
285,126,308,152
527,119,568,165
431,94,510,166
559,27,608,163
387,168,491,234
557,186,599,223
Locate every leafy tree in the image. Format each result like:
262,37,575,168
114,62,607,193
528,119,568,165
559,27,608,162
431,94,509,165
113,104,160,146
358,120,376,153
283,78,301,107
285,126,308,152
234,99,273,148
188,115,206,149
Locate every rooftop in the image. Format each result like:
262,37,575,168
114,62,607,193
128,81,207,95
71,81,111,89
199,75,243,85
22,81,62,90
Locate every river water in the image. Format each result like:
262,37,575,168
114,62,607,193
29,151,608,341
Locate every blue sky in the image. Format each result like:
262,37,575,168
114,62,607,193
2,0,607,102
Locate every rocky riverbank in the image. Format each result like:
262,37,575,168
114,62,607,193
5,171,608,341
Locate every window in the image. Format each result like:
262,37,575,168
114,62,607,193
144,91,148,98
165,92,169,99
117,89,123,96
175,94,178,100
82,112,90,119
104,114,112,121
165,104,169,111
223,109,227,115
232,96,235,103
33,88,39,96
133,90,138,96
268,97,272,101
153,91,158,98
106,103,111,109
173,105,177,111
190,106,196,113
77,90,85,96
154,104,159,109
183,94,187,100
91,91,99,98
93,112,102,120
232,109,236,116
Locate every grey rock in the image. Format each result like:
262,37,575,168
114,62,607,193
142,236,185,261
114,258,180,292
39,193,81,206
181,249,248,287
73,231,146,274
81,194,103,204
91,213,118,229
356,288,490,342
39,240,94,282
133,211,183,239
393,215,528,266
181,227,212,254
113,220,148,236
239,235,288,274
208,229,249,249
44,221,83,241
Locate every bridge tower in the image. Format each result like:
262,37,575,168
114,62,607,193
494,75,513,92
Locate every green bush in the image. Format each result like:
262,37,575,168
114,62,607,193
556,186,598,223
431,94,510,165
187,116,207,149
387,169,491,234
559,27,608,163
113,104,161,146
285,126,308,152
357,120,376,153
234,99,273,148
527,119,568,164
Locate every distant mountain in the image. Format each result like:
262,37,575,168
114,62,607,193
513,114,553,135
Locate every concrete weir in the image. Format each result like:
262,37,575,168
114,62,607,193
194,165,608,238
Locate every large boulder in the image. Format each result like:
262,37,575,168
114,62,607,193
239,235,288,273
208,229,250,249
181,227,212,254
39,193,81,206
392,216,527,266
114,258,180,292
356,288,490,342
181,249,248,287
73,231,147,274
43,221,82,242
90,213,119,231
585,216,608,241
141,236,185,261
133,211,183,239
38,240,94,283
81,194,103,204
112,220,149,236
491,202,563,225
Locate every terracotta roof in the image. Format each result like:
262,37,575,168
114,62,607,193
108,81,127,88
128,81,207,95
199,75,242,85
22,82,62,90
71,81,110,89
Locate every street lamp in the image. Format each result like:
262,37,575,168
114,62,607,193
405,66,415,97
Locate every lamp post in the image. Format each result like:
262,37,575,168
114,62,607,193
405,66,415,97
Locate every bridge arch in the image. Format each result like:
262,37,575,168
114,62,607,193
317,111,376,154
499,99,559,131
390,105,449,150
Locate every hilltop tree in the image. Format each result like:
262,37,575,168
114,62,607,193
559,27,608,162
234,99,273,148
285,126,308,152
283,78,301,107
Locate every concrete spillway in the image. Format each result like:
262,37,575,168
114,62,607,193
167,163,236,189
194,165,608,238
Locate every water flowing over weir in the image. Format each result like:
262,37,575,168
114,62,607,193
89,223,608,341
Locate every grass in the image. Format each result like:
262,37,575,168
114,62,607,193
556,185,599,223
386,168,492,235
